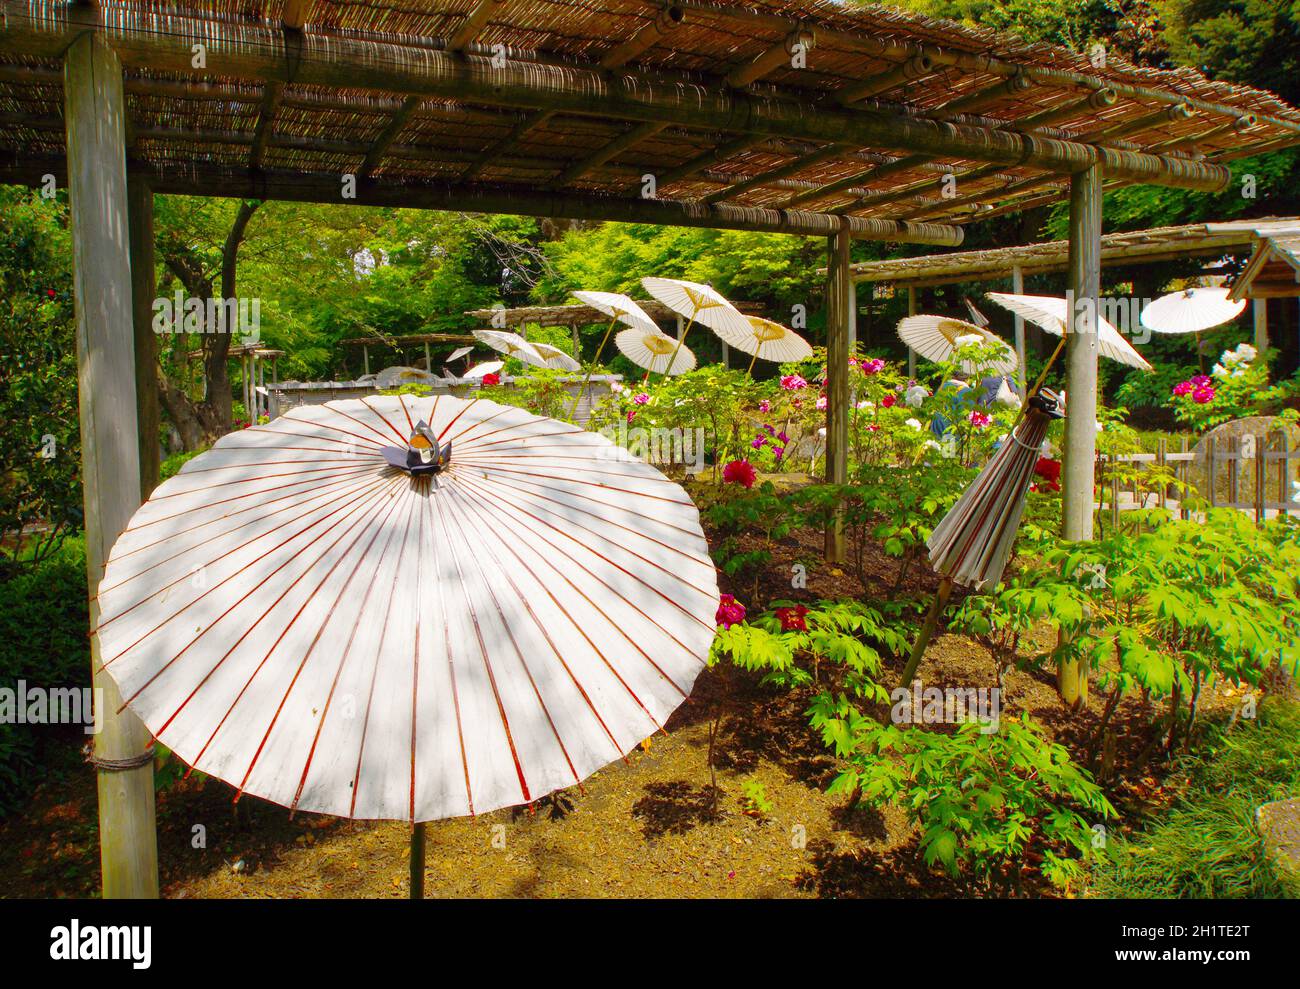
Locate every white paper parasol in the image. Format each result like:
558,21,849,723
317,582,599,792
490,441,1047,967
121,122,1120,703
1139,287,1247,335
986,293,1153,371
730,317,814,371
641,277,750,376
567,291,664,419
473,329,546,368
94,395,719,826
896,315,1017,375
463,360,504,379
616,327,697,376
529,341,582,372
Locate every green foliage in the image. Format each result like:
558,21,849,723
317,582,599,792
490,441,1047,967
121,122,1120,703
1090,697,1300,898
0,187,82,569
740,779,774,816
159,447,206,482
478,368,578,422
810,705,1115,887
0,537,90,815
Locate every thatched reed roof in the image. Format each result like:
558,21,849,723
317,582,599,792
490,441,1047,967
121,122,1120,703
2,1,1298,242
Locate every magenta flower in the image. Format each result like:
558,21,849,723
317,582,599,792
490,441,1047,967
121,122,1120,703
626,410,637,423
716,594,747,629
633,392,650,405
860,358,885,374
1191,375,1212,388
1192,386,1216,404
815,396,827,410
750,436,766,449
758,399,771,413
723,459,757,488
777,431,789,443
780,374,808,390
1172,380,1193,397
968,410,991,428
772,446,785,460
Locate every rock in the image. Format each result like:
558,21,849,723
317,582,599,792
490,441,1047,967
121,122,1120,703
1190,417,1300,508
1256,798,1300,887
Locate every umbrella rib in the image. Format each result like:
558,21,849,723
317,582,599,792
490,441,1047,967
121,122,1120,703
459,470,716,602
245,423,385,450
99,472,382,599
454,472,714,637
435,397,487,444
101,475,395,673
276,414,387,450
106,469,372,568
451,479,694,696
172,456,379,476
347,483,437,818
119,465,376,534
288,477,414,816
359,396,411,445
446,483,664,731
457,426,590,455
428,482,533,805
458,469,703,541
451,462,693,507
439,491,583,789
326,404,408,447
147,462,377,500
228,482,413,802
142,474,404,743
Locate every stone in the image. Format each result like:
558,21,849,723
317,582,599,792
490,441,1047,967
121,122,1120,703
1256,798,1300,888
1190,417,1300,510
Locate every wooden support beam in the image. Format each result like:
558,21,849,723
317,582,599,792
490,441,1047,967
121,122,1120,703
779,153,930,210
127,175,159,496
841,162,1003,217
449,0,506,52
462,110,553,181
1011,88,1117,133
551,121,666,187
1079,103,1192,146
836,55,934,105
930,72,1033,119
725,30,813,88
282,0,312,30
64,27,158,900
249,83,284,169
655,134,767,187
898,171,1061,221
824,227,851,563
359,95,422,177
1011,263,1027,399
600,4,685,69
0,8,1231,190
1062,164,1102,545
1149,114,1256,153
702,143,851,204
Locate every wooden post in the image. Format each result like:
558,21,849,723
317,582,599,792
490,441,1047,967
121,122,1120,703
1207,437,1217,506
1156,437,1168,510
363,344,370,376
825,228,851,563
65,27,159,899
127,175,160,496
410,822,426,899
1058,164,1102,711
1254,298,1269,353
1011,263,1027,399
1254,435,1266,524
907,285,916,378
424,340,432,370
848,281,858,356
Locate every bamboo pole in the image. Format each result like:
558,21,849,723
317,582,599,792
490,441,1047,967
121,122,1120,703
127,175,160,496
907,285,916,378
899,577,953,688
1011,263,1027,399
409,822,426,899
825,229,851,563
567,316,618,421
0,5,1233,190
1058,164,1102,711
66,27,158,899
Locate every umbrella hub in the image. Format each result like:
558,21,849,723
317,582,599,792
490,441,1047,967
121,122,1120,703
382,420,452,476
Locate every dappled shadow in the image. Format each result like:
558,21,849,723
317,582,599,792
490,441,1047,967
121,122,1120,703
630,780,723,838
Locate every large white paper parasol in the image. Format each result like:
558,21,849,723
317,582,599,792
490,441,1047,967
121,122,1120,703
616,327,697,376
1139,287,1247,335
93,395,719,827
473,329,546,368
896,315,1017,375
986,293,1153,371
730,316,814,371
529,341,582,372
641,277,750,376
463,360,504,379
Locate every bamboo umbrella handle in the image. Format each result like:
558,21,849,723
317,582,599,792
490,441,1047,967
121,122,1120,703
409,822,426,900
898,576,954,688
567,315,618,422
660,313,696,382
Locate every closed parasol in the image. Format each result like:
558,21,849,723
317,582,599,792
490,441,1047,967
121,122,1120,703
93,395,719,893
473,329,546,368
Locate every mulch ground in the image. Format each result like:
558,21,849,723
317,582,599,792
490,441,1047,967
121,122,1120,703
0,514,1247,899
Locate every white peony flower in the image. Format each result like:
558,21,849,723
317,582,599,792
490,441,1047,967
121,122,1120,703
856,400,874,409
905,418,923,430
954,333,984,349
1235,343,1257,362
905,385,928,408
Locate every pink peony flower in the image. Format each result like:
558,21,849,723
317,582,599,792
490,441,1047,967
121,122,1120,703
481,372,501,386
860,358,885,374
626,410,637,422
758,399,771,413
816,396,828,410
772,446,785,460
723,459,757,488
1192,386,1215,404
775,605,809,631
716,594,747,629
633,392,650,405
866,423,879,432
750,436,766,449
1191,375,1212,388
968,410,991,428
1172,380,1193,397
780,374,808,390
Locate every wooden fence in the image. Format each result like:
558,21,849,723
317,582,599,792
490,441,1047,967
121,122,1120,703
1102,432,1299,525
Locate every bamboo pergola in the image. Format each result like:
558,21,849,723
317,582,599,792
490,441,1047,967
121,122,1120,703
3,0,1300,898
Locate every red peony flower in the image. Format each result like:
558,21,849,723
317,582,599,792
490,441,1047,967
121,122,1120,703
775,605,809,632
881,393,896,408
716,594,747,629
480,372,500,386
723,459,757,488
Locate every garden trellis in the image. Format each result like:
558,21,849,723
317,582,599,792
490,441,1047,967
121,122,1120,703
3,0,1299,897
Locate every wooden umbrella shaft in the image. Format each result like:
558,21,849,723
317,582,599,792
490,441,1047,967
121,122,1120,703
661,312,696,381
567,315,618,422
899,576,954,689
410,821,426,900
